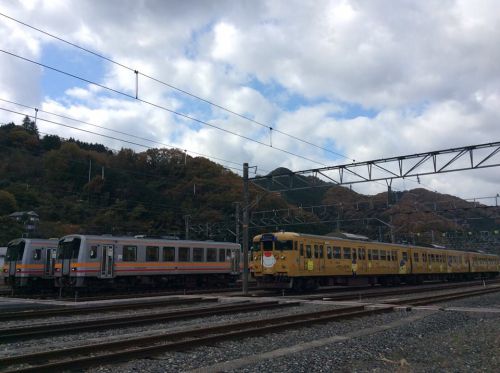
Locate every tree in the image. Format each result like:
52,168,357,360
22,115,39,137
0,216,24,245
0,190,18,215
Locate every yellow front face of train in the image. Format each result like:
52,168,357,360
250,233,293,277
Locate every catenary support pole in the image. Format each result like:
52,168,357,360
242,163,249,295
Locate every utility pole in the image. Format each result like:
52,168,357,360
242,163,249,296
234,202,240,244
184,215,190,240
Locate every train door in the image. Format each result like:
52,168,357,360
357,247,367,274
230,248,240,274
317,244,325,272
100,245,114,278
45,248,56,276
298,243,305,272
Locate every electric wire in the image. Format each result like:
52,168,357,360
0,106,247,173
0,48,328,167
0,97,270,172
0,11,353,161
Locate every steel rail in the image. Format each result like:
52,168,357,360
0,297,217,321
0,301,295,341
2,285,499,372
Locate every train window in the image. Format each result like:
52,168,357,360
359,249,366,260
306,245,312,258
33,249,42,261
226,249,232,260
122,246,137,262
387,252,391,261
314,245,319,258
392,251,398,261
218,249,226,262
294,241,298,251
146,246,159,261
276,240,293,250
343,248,351,259
413,252,419,262
193,248,204,262
402,252,408,261
327,246,333,259
368,249,372,260
380,250,386,260
207,248,217,262
333,247,341,259
352,249,357,260
263,241,273,251
178,247,190,262
90,246,98,259
372,250,379,260
319,245,324,259
422,253,427,262
162,247,175,262
300,244,304,256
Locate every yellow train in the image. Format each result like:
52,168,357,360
250,232,500,290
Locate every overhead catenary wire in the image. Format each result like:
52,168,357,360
0,97,263,171
0,106,250,173
0,48,328,167
0,11,353,162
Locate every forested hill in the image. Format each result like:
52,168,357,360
0,117,287,243
0,117,498,252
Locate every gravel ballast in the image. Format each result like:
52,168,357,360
86,291,500,373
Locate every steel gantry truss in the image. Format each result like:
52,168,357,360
250,141,500,192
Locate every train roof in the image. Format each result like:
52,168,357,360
59,234,240,247
7,238,59,246
253,232,499,257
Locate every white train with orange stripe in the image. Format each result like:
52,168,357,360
55,235,241,288
2,238,59,287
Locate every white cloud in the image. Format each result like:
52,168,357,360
0,0,499,202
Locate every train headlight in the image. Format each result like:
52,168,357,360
71,267,77,271
16,268,21,272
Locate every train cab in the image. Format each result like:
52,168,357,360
2,238,58,287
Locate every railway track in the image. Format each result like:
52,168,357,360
1,285,499,372
0,296,218,321
298,278,500,301
0,300,298,341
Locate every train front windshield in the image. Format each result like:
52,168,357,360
6,241,25,261
58,237,81,259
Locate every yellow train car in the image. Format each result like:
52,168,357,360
250,232,500,290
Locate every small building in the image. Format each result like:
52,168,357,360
9,211,39,232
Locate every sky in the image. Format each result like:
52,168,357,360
0,0,499,203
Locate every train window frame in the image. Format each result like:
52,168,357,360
368,249,372,260
333,246,341,259
178,247,190,262
413,252,419,262
294,241,298,251
122,245,137,262
306,245,312,259
218,249,226,262
193,247,204,262
402,252,408,261
343,247,351,260
300,244,304,256
146,246,159,262
90,246,98,259
207,248,217,262
359,248,366,260
276,240,294,251
326,246,333,260
162,247,175,262
33,248,42,261
314,245,319,259
319,245,324,259
380,250,386,261
372,249,379,260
